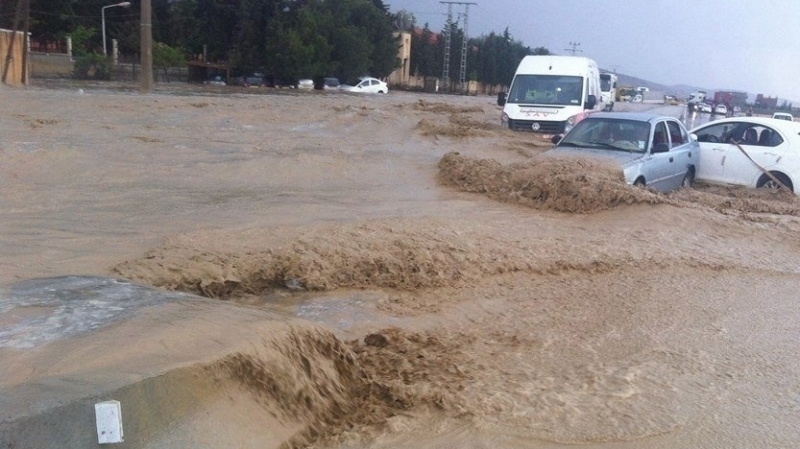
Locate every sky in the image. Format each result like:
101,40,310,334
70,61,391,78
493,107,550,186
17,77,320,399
386,0,800,103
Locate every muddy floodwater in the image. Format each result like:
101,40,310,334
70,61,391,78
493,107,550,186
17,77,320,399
1,82,800,449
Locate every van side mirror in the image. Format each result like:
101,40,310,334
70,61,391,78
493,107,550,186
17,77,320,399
652,143,670,154
585,94,597,110
497,92,507,106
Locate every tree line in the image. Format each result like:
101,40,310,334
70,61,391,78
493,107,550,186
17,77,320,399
1,0,549,87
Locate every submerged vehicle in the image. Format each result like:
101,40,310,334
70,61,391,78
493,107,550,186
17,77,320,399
548,112,698,193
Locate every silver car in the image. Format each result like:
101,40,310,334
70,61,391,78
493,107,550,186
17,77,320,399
548,112,698,192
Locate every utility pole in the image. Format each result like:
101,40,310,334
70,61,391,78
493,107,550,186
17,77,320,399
441,2,453,93
440,1,476,94
564,41,582,56
140,0,153,92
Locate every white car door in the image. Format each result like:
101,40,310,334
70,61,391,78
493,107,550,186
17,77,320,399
694,122,736,183
721,125,786,186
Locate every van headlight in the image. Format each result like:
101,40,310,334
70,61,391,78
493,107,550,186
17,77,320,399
501,112,509,128
563,116,576,133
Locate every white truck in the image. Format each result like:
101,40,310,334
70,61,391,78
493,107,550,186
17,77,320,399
687,91,707,111
497,55,604,134
600,72,617,111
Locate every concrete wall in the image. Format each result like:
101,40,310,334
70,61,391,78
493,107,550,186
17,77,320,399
30,52,73,78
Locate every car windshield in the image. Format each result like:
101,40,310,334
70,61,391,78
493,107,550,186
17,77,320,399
506,74,584,106
559,118,650,153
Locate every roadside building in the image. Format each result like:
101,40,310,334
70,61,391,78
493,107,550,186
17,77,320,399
387,31,411,87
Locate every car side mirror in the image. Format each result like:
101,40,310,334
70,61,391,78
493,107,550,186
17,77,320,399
551,134,563,145
689,133,698,142
652,143,670,154
497,92,507,106
585,94,597,110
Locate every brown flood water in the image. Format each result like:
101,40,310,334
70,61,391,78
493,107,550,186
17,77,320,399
1,83,799,448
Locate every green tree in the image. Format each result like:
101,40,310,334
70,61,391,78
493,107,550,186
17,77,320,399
153,41,186,82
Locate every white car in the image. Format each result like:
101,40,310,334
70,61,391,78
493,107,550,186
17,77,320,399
713,104,728,116
699,103,713,113
297,79,314,90
342,77,388,94
773,112,794,121
691,117,800,194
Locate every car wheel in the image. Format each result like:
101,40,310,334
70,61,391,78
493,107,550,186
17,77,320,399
757,172,793,192
633,177,646,187
681,168,695,188
378,90,385,94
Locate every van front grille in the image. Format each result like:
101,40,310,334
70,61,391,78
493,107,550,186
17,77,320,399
508,118,566,134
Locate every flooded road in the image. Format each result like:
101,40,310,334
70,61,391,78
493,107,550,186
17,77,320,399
2,84,800,449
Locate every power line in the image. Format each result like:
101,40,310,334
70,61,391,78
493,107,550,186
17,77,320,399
564,41,582,56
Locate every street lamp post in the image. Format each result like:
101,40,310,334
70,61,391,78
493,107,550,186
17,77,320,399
102,1,131,56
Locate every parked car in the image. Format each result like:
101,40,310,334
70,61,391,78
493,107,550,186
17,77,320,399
265,76,297,88
297,79,314,90
322,77,341,90
773,112,794,121
690,117,800,194
547,112,698,193
713,104,728,116
699,103,713,114
230,73,267,87
341,77,388,94
204,75,226,86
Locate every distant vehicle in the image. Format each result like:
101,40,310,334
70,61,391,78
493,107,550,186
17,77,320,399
547,112,697,192
691,117,800,194
773,112,794,121
713,104,728,116
630,94,643,103
497,55,603,134
297,79,314,90
687,91,706,111
600,73,617,111
341,77,388,94
699,103,713,113
322,77,341,90
204,75,226,86
268,76,297,88
231,73,266,88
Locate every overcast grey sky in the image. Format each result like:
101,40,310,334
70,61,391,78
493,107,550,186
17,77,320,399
387,0,800,103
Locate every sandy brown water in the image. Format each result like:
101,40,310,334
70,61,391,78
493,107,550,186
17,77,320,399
1,83,799,448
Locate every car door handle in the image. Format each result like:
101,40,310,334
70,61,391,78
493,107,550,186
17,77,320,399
669,157,674,163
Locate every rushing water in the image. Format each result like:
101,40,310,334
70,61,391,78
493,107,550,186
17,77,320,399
2,84,799,449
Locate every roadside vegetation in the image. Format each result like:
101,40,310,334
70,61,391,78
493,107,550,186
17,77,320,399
2,0,551,88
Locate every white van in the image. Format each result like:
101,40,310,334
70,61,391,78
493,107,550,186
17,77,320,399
498,55,604,134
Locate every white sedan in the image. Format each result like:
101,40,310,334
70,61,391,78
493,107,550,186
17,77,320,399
691,117,800,194
341,77,388,94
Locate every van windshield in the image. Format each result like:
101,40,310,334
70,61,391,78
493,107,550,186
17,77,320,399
507,75,584,106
